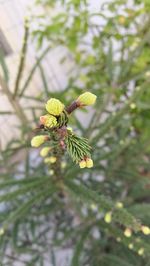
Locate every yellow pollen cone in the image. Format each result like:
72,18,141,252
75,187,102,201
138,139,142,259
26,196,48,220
0,228,4,236
49,170,54,175
128,243,134,250
138,248,144,256
40,114,57,128
79,160,86,168
45,98,64,116
104,212,112,223
77,92,97,106
141,226,150,235
61,162,66,169
40,147,51,157
86,158,93,168
116,202,123,208
44,156,57,164
124,228,132,238
31,135,47,147
116,237,121,242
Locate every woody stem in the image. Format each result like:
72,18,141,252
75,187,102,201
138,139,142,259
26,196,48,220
66,101,79,114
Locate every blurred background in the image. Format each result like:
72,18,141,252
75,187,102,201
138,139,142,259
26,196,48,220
0,0,150,265
0,0,70,148
0,0,103,148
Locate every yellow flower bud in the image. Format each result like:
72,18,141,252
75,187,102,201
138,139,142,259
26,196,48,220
40,147,51,157
0,228,4,236
90,203,98,211
130,103,136,109
79,160,86,168
49,169,54,175
135,238,141,243
31,135,47,147
86,158,93,168
40,114,57,128
44,156,57,164
138,248,144,256
116,202,123,208
141,226,150,235
128,243,134,250
104,212,112,223
45,98,64,116
145,71,150,77
116,237,121,242
44,158,50,164
67,127,73,133
77,92,97,106
124,228,132,238
61,162,66,169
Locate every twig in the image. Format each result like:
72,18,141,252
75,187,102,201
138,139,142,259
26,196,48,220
19,45,51,97
0,74,28,125
13,18,29,98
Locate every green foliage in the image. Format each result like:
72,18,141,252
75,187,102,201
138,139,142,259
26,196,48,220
65,133,91,163
0,0,150,265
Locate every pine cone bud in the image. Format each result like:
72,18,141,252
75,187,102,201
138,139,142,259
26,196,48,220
138,248,144,256
79,160,86,168
141,225,150,235
46,98,64,116
86,158,93,168
44,156,57,164
40,114,57,128
77,92,97,106
104,212,112,223
40,147,51,157
124,228,132,238
31,135,48,147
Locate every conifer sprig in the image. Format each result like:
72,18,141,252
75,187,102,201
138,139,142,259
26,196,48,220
31,92,97,168
65,133,91,163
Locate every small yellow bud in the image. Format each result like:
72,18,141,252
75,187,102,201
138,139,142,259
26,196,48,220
138,248,144,256
40,147,51,157
116,202,123,208
61,162,66,169
90,203,98,211
67,127,73,133
128,243,134,250
86,158,93,168
79,160,86,168
40,114,57,128
77,92,97,106
135,238,141,243
136,86,140,91
124,228,132,238
0,228,4,236
49,157,57,163
44,158,50,164
31,135,47,147
49,169,54,175
130,103,136,109
116,237,121,242
104,212,112,223
44,156,57,164
46,98,64,116
145,71,150,77
141,226,150,235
